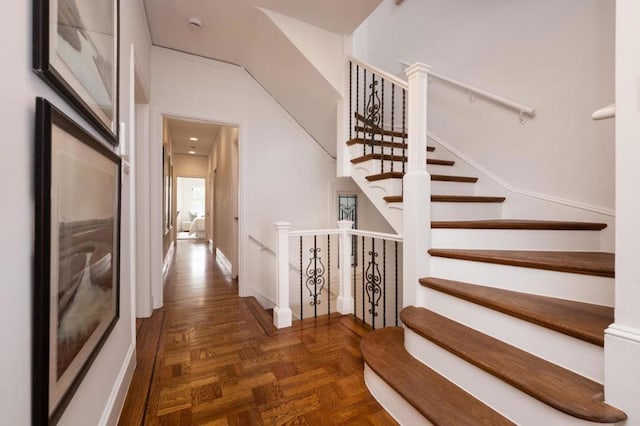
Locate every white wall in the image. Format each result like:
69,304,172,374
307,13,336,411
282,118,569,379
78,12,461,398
150,47,337,306
0,1,151,425
357,0,615,213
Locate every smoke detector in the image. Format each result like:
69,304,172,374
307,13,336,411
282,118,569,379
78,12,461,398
188,18,203,30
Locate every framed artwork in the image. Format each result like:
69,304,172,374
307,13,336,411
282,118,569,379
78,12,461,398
33,98,121,424
33,0,120,144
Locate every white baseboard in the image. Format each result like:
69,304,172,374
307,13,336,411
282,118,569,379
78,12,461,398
99,342,137,426
216,248,233,275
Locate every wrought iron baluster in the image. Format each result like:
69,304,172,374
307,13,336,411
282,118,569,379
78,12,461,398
352,253,357,319
366,238,381,330
383,240,387,328
365,74,381,159
356,65,360,145
362,235,365,322
402,88,407,175
395,241,399,326
327,234,331,316
391,84,395,172
300,236,303,321
349,61,353,142
381,78,385,174
363,69,367,156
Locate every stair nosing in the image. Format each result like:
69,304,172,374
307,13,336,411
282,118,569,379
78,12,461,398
419,277,612,346
347,137,436,152
366,172,478,183
384,195,506,203
431,219,607,231
401,307,627,423
351,153,454,166
428,249,614,278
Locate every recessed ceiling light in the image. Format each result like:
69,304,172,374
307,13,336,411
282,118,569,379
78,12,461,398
189,137,198,141
188,150,196,155
188,18,203,31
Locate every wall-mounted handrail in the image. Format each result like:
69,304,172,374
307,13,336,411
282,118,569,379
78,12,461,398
399,60,536,121
592,103,615,120
349,56,408,90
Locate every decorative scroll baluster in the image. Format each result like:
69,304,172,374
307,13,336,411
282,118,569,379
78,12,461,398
402,88,407,175
391,84,396,172
299,236,303,321
304,235,326,319
366,75,381,159
327,235,331,316
365,239,382,330
395,241,399,326
383,240,387,328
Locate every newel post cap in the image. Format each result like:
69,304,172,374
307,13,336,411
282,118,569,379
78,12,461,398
405,62,432,78
273,221,292,230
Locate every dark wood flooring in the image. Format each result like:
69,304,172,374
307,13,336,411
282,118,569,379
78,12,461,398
119,240,396,425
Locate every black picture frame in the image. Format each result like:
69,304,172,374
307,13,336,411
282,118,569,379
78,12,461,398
33,98,121,424
33,0,120,145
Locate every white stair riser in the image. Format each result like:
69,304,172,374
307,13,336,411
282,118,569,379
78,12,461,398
363,365,433,426
417,286,604,382
432,202,503,220
430,257,614,306
432,180,477,196
404,329,616,426
432,229,602,251
368,179,477,196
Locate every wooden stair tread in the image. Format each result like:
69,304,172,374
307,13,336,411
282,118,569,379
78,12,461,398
367,172,478,183
431,219,607,230
351,153,454,166
419,277,613,346
428,249,614,278
400,307,626,423
384,195,506,203
361,327,515,426
347,137,435,152
354,125,406,139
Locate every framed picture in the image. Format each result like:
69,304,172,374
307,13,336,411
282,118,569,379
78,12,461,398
33,0,120,145
33,98,121,424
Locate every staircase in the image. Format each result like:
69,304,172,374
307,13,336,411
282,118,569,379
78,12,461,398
345,60,625,424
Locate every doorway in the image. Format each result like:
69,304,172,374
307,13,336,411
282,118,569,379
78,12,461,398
177,177,206,240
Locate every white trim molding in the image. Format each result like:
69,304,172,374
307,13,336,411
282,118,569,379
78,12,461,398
605,323,640,344
99,342,136,426
428,133,615,217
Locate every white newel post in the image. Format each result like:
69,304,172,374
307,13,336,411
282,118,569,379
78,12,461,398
336,220,354,314
273,222,293,328
604,0,640,421
402,63,432,308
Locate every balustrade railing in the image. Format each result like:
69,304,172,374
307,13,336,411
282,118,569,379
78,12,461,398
273,221,402,329
349,57,408,175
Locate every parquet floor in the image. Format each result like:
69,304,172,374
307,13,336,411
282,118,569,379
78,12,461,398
119,240,397,425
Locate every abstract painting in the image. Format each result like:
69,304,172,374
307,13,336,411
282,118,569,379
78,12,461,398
34,0,119,144
33,98,121,424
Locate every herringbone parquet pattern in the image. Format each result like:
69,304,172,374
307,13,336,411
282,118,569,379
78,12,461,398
119,241,397,425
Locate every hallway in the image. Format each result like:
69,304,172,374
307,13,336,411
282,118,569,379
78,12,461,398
119,240,396,425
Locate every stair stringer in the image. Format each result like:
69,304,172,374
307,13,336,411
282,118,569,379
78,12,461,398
350,158,403,233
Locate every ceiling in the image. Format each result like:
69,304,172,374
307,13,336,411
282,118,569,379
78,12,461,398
143,0,382,156
165,116,224,156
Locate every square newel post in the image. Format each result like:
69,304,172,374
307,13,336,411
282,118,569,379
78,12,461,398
402,63,432,308
336,220,354,314
273,222,293,328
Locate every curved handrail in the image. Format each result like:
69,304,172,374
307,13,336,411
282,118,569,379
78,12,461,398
398,60,535,120
592,103,615,120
